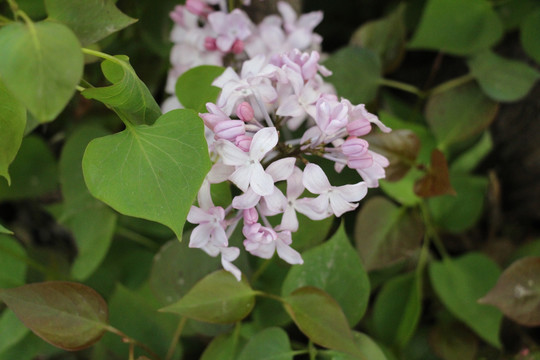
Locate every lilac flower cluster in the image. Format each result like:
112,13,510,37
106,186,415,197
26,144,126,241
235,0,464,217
165,1,391,280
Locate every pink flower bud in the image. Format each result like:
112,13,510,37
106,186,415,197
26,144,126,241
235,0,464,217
348,153,373,170
342,137,369,157
236,102,254,122
231,39,245,54
169,5,184,25
214,120,246,141
243,208,259,225
235,135,252,152
346,119,371,137
185,0,212,16
204,37,217,51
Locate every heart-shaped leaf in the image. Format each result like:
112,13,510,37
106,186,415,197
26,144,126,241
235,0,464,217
176,65,225,113
468,50,540,102
429,253,502,348
321,332,388,360
355,197,424,271
324,46,382,104
0,80,26,185
479,257,540,326
160,270,256,324
414,149,456,198
45,0,137,46
82,109,211,239
0,21,83,122
283,287,364,358
0,223,13,235
521,8,540,65
409,0,503,55
282,224,370,326
82,55,161,126
0,281,108,351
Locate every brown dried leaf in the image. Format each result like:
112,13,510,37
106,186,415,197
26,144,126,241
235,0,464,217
479,257,540,326
414,149,456,198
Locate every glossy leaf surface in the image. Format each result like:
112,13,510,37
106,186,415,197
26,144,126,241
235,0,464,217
82,109,211,239
409,0,503,55
45,0,136,46
479,257,540,326
160,270,256,324
0,80,26,185
82,55,161,126
283,287,364,358
0,282,108,351
355,197,423,271
0,22,83,122
282,224,370,326
176,65,225,113
429,253,502,347
468,51,540,102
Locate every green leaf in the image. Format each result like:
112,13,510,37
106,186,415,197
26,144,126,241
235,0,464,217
429,322,478,360
0,21,83,122
354,197,423,271
468,51,540,102
0,331,59,360
0,235,26,288
283,287,364,358
0,223,13,235
429,253,502,348
0,281,109,351
82,109,211,239
282,224,370,326
496,0,539,31
149,239,221,305
82,55,161,126
479,256,540,327
379,169,423,207
322,332,388,360
45,0,137,46
200,332,240,360
0,136,58,201
59,126,117,280
408,0,503,55
103,285,182,359
324,46,382,104
350,4,406,73
159,270,256,324
0,80,26,185
372,272,422,347
0,309,30,354
450,132,492,173
425,82,498,149
237,327,293,360
427,174,488,233
175,65,226,113
521,8,540,64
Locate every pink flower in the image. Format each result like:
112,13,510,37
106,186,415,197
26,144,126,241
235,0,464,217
200,103,230,130
303,163,367,217
187,206,228,248
214,120,246,141
344,101,391,133
242,223,303,264
208,9,253,53
214,127,278,196
236,102,255,122
314,96,349,136
185,0,212,16
356,151,390,188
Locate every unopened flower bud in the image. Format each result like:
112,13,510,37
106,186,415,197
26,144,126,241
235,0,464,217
214,120,246,141
348,153,373,170
186,0,212,16
342,137,369,157
346,119,371,137
169,5,184,25
231,39,245,54
235,135,252,152
204,37,217,51
243,208,259,225
236,102,254,122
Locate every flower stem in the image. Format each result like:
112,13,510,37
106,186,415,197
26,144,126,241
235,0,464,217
106,325,161,360
165,317,187,360
378,78,426,98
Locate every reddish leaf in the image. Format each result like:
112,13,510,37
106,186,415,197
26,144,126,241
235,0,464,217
365,129,421,182
479,257,540,326
414,149,456,198
0,281,108,350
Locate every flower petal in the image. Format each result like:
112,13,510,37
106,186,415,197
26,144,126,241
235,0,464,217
187,206,209,224
230,165,253,192
266,157,296,182
250,163,275,196
329,192,358,217
276,233,303,264
215,139,249,166
278,205,299,231
286,167,304,199
302,163,331,194
336,182,367,202
232,188,261,209
189,223,212,248
250,127,278,161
